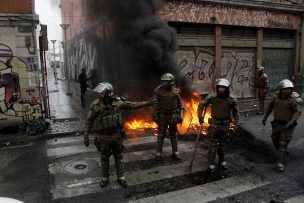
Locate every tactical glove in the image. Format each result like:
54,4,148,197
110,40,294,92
84,136,89,147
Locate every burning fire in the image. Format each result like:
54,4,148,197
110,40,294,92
177,92,211,135
124,91,211,135
124,119,158,132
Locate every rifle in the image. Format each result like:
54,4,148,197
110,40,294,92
185,106,207,175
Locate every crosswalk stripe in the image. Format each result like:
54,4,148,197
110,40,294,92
47,136,85,145
51,158,207,199
131,174,272,203
46,134,155,146
47,137,199,158
48,141,206,174
285,195,304,203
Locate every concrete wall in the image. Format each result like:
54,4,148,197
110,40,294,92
61,0,304,98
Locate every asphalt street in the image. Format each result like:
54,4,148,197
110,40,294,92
0,124,304,203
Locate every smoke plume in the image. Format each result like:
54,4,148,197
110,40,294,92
86,0,191,99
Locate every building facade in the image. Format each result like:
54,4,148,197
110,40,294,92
0,0,45,129
60,0,304,99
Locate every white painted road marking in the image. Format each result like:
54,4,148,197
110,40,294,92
51,159,207,200
285,195,304,203
131,174,272,203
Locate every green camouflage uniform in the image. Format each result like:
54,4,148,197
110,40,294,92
153,85,183,158
263,92,302,170
197,93,239,169
84,97,149,186
256,72,269,114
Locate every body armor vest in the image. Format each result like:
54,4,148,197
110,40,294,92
211,97,234,120
95,101,123,130
156,87,179,110
273,97,294,122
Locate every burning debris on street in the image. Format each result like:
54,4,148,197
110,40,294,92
124,91,212,135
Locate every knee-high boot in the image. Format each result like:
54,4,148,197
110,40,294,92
277,141,288,172
100,154,109,188
115,153,128,187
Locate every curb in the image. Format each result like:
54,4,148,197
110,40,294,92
0,130,82,148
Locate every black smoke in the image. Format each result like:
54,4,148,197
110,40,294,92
86,0,191,99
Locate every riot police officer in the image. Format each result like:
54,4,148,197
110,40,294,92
197,78,239,173
84,82,150,188
262,79,302,172
256,66,269,115
153,73,183,161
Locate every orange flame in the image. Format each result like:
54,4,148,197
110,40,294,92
177,92,211,135
124,119,157,131
124,91,211,135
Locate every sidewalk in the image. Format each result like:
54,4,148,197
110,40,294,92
0,79,89,146
46,79,86,135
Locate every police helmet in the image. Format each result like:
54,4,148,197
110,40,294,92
258,66,264,72
278,79,294,89
161,73,174,81
215,78,230,87
161,73,175,86
93,82,114,96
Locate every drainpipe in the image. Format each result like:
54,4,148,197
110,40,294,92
301,14,304,95
31,0,35,14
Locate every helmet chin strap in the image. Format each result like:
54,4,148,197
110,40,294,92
280,91,291,98
218,92,228,98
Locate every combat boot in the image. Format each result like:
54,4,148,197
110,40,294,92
171,134,180,160
208,164,215,173
207,143,217,173
217,145,227,170
276,163,284,172
117,176,128,187
100,154,110,188
100,177,109,188
172,151,180,159
115,154,128,187
277,141,288,172
156,135,164,161
155,152,162,161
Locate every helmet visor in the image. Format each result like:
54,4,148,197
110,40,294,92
93,83,113,96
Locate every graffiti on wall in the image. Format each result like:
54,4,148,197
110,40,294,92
68,36,98,86
221,49,255,98
77,37,97,72
0,44,42,127
159,1,299,29
176,48,255,98
176,47,216,93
